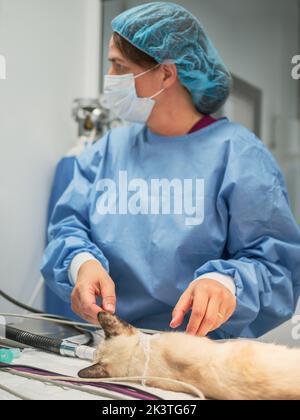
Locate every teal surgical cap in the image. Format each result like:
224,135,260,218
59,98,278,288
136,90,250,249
112,2,233,114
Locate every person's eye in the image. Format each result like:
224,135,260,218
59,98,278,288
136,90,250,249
115,63,127,73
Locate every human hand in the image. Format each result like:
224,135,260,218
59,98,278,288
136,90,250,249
71,260,116,324
170,279,236,336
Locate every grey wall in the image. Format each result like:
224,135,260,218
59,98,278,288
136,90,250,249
122,0,299,147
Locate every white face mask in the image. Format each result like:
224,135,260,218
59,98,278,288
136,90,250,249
100,64,165,123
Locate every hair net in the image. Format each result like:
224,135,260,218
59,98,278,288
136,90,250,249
111,2,232,114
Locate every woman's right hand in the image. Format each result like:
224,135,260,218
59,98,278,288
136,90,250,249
71,260,116,324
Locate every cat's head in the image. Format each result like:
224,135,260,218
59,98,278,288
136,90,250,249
78,312,142,379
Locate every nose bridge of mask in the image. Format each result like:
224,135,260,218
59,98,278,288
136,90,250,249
103,63,161,95
104,73,135,91
104,64,161,107
101,63,164,122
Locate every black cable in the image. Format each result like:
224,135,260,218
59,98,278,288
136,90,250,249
0,288,42,314
5,326,62,355
0,288,94,345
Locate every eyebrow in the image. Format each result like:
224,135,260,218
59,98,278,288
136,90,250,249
108,57,127,64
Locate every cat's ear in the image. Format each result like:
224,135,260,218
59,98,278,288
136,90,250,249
78,363,109,379
98,311,137,339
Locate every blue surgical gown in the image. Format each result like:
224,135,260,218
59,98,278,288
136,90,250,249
41,118,300,339
45,156,84,321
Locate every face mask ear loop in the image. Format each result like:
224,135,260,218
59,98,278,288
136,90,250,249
150,87,166,100
134,63,161,80
134,64,165,100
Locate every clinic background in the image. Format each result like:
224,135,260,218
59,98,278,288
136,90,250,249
0,0,299,344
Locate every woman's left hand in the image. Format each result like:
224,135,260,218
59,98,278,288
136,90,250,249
170,279,237,336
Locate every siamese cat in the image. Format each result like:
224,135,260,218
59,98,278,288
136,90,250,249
78,312,300,400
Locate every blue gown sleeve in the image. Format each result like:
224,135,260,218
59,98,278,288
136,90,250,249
41,138,110,303
195,134,300,338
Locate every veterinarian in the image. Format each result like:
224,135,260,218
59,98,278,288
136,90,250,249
42,2,300,339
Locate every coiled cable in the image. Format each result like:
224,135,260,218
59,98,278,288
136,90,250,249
5,326,62,355
0,288,94,345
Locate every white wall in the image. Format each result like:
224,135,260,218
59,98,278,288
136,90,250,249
0,0,101,312
102,0,126,80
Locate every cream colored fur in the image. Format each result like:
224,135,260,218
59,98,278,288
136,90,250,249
78,312,300,400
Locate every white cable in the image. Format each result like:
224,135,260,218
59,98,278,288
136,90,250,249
0,312,160,335
0,314,204,398
0,381,32,400
3,368,205,400
138,333,152,387
1,369,132,400
27,277,44,310
0,313,100,329
130,333,205,399
40,375,205,400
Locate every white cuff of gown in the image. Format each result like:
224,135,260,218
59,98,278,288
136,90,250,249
68,252,101,286
191,272,236,296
